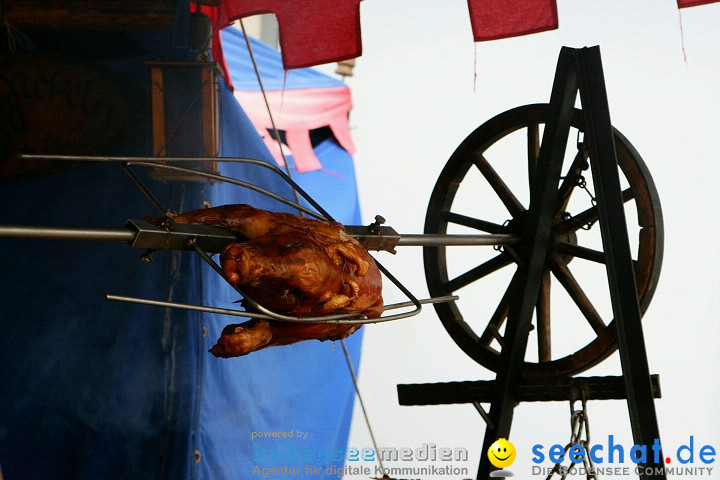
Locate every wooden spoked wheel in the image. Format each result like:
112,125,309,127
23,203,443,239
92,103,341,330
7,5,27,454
424,104,663,378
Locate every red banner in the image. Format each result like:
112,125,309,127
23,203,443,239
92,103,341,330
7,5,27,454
203,0,717,75
677,0,720,7
467,0,558,41
210,0,361,70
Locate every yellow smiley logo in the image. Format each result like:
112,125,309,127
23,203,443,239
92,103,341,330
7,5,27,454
488,438,516,469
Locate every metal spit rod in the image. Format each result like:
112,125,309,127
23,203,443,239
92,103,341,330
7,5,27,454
396,233,520,247
0,225,136,243
0,224,521,251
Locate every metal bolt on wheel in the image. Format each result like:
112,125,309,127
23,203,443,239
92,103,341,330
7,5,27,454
424,104,663,378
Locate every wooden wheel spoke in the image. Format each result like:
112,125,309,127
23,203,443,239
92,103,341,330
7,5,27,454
557,242,639,268
556,149,588,213
555,187,635,234
478,270,519,347
443,212,504,234
444,254,512,293
551,259,606,335
473,153,526,217
479,301,509,348
536,271,551,362
556,242,607,264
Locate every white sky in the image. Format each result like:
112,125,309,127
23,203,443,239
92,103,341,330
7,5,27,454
337,0,720,478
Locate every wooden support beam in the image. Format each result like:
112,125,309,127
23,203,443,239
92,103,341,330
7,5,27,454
398,375,662,406
3,0,177,31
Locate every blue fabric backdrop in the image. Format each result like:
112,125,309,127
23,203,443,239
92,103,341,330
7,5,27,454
0,37,364,480
221,28,347,92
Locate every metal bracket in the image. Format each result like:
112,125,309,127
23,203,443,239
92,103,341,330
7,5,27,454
344,225,401,253
127,219,239,253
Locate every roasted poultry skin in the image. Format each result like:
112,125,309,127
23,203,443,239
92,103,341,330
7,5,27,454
174,204,383,357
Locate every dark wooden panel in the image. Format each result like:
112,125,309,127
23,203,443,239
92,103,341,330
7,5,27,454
0,54,142,177
3,0,176,31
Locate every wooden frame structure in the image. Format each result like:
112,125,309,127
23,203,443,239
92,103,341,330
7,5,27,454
398,46,666,480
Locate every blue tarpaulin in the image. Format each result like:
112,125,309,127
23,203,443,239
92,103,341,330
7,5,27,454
0,36,364,480
221,29,347,92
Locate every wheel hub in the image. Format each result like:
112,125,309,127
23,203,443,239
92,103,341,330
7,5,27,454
500,214,578,267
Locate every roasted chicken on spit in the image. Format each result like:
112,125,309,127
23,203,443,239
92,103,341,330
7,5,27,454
174,204,383,357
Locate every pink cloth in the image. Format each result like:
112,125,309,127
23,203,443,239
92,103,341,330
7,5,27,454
234,87,355,173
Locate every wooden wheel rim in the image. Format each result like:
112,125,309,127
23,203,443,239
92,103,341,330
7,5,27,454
423,104,663,378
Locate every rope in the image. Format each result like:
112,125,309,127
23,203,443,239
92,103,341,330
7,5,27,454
237,18,302,210
340,339,385,472
678,8,688,65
